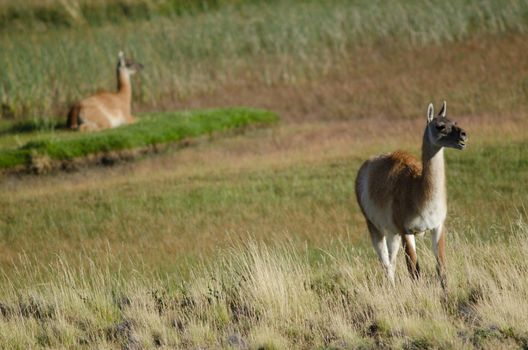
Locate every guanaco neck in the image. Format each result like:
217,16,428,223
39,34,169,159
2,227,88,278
420,127,446,204
116,68,132,105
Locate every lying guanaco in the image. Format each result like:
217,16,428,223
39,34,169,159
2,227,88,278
67,51,143,131
355,101,468,289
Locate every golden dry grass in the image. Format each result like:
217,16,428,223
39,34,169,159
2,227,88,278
0,221,527,348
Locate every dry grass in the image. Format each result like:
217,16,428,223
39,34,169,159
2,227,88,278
0,220,527,348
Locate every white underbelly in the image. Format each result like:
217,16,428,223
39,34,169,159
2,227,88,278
106,112,126,128
405,202,446,233
99,104,126,128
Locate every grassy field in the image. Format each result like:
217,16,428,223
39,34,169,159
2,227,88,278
0,114,527,348
0,0,528,348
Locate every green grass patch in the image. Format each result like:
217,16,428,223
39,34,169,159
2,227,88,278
0,107,278,169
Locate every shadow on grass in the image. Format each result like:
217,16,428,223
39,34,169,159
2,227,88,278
0,118,67,135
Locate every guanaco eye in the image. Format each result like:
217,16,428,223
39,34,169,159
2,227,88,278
436,124,446,131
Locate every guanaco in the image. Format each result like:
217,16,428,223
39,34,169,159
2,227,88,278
355,101,467,289
67,51,143,131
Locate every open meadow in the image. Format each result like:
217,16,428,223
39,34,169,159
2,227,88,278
0,0,528,348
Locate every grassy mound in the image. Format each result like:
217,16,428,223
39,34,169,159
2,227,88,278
0,108,278,169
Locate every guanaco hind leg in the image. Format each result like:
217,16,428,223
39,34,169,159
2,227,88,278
402,234,420,280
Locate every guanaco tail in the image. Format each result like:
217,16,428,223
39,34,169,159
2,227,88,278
355,101,468,289
67,51,143,132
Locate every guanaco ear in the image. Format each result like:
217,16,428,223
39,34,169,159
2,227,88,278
118,51,125,66
438,100,447,118
427,103,434,123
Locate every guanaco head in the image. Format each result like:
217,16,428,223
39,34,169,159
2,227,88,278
426,101,468,150
117,51,144,76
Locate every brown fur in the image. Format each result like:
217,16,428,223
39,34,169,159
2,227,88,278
403,235,420,279
66,104,80,129
76,90,133,132
355,149,438,281
363,150,437,234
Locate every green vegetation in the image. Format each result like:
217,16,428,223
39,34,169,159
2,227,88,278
0,0,253,29
1,0,528,118
0,108,278,169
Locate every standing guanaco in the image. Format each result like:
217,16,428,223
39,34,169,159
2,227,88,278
355,101,468,289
